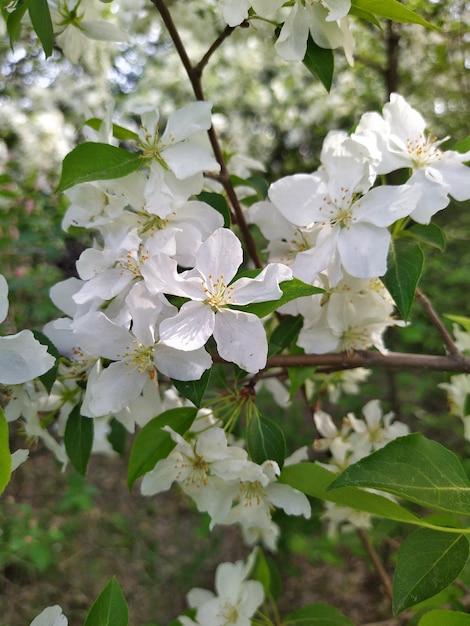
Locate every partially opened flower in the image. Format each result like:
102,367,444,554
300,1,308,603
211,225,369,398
29,606,67,626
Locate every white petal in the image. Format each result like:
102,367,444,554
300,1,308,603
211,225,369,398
269,173,321,227
0,332,55,385
159,301,215,351
196,228,243,285
232,263,292,305
161,102,214,143
154,344,211,381
29,606,67,626
337,224,391,278
163,143,219,179
0,274,8,323
213,310,267,373
87,361,146,416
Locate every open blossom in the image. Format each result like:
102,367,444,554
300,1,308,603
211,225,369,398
178,550,264,626
138,102,220,180
275,0,354,65
352,93,470,223
50,0,129,64
142,228,292,373
268,153,419,282
0,275,55,385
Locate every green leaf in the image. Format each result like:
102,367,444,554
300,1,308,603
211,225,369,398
127,407,197,489
56,143,143,192
351,0,437,28
83,118,140,142
171,368,211,408
452,137,470,155
84,577,128,626
7,2,27,48
419,609,470,625
247,414,286,469
405,223,446,252
280,462,421,526
64,405,94,476
27,0,53,58
302,35,334,92
107,418,127,456
232,278,323,318
288,364,316,400
444,314,470,333
268,316,303,357
284,602,355,625
393,529,469,616
197,191,231,227
330,434,470,516
383,239,424,320
0,407,12,495
31,330,59,394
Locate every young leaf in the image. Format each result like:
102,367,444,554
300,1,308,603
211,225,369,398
351,0,437,28
382,239,424,320
27,0,54,58
284,602,355,625
302,35,334,92
7,2,28,49
56,143,142,192
171,368,211,408
84,577,128,626
127,407,197,489
418,609,470,625
330,434,470,515
107,418,127,456
280,462,421,526
232,279,323,318
444,314,470,333
405,223,446,252
0,407,12,495
83,118,140,142
393,529,469,616
268,315,303,357
64,405,94,476
247,414,286,469
452,136,470,155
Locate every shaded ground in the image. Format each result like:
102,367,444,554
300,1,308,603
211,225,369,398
1,445,399,626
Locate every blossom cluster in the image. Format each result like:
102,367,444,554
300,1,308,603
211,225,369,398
314,399,409,535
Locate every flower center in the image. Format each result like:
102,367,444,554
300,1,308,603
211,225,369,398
218,601,239,625
406,134,444,168
202,274,235,310
119,342,155,375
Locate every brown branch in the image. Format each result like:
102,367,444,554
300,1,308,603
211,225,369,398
196,24,236,75
415,288,461,356
357,528,393,603
150,0,263,268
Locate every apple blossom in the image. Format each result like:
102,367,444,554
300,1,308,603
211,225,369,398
142,228,292,373
352,93,470,223
29,606,67,626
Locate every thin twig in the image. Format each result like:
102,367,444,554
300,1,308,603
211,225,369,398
150,0,263,267
415,288,461,356
213,350,470,374
357,528,393,603
196,24,236,75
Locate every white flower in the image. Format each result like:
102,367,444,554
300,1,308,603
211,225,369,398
352,93,470,224
29,606,67,626
0,275,55,385
51,0,129,64
138,102,220,180
269,159,419,281
178,551,264,626
275,0,354,66
142,228,292,373
220,0,284,26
